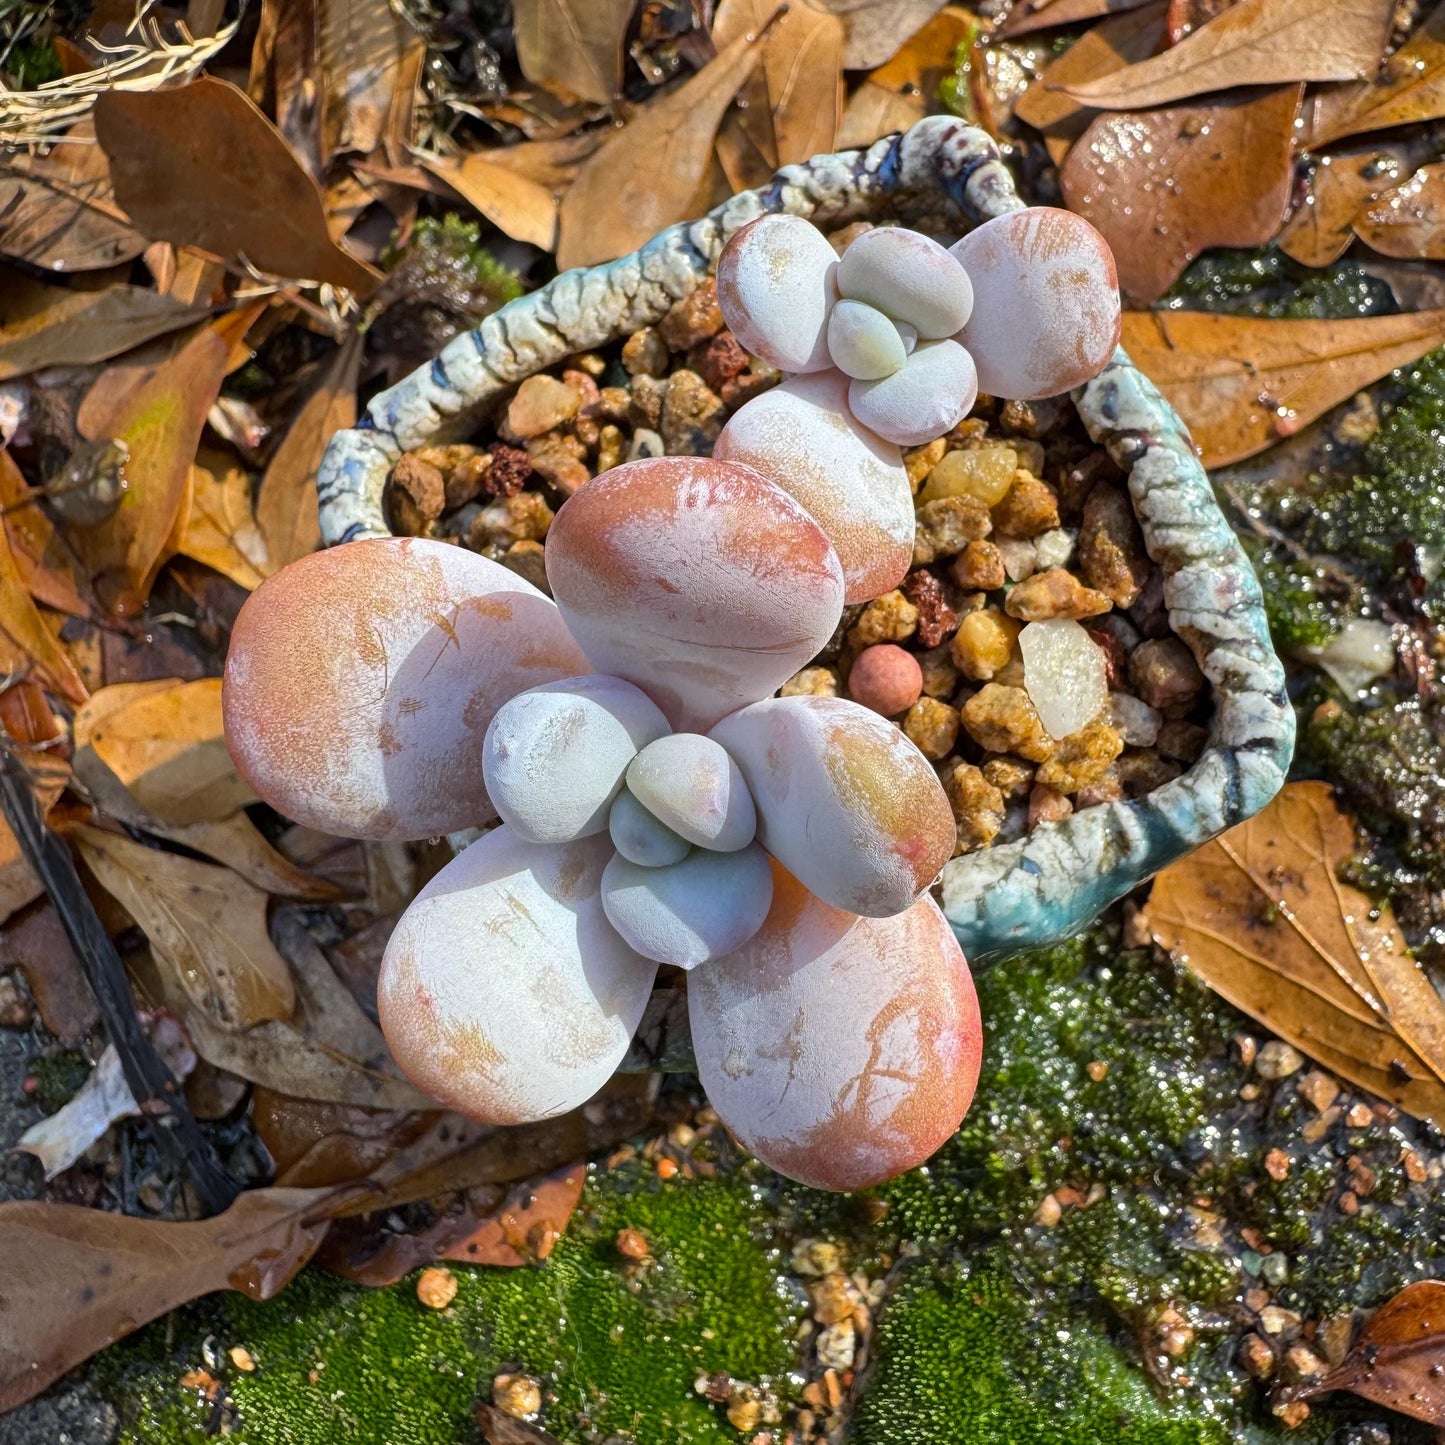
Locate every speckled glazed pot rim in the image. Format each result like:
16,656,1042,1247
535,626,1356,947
315,115,1295,967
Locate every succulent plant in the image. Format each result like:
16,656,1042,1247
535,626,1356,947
712,210,1122,603
223,454,980,1191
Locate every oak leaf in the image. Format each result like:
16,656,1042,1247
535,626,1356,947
1120,307,1445,465
557,9,781,269
0,1186,330,1411
75,825,297,1033
1300,1281,1445,1424
999,0,1156,37
181,448,272,591
0,448,92,617
1150,782,1445,1129
1057,0,1393,109
1059,83,1300,305
1354,162,1445,260
93,77,380,294
814,0,948,68
512,0,635,107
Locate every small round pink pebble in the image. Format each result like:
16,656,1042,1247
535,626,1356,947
847,644,923,716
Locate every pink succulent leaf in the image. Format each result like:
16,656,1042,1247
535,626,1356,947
378,826,658,1124
847,339,979,449
714,371,914,605
950,208,1122,401
626,733,755,851
222,537,589,841
716,214,838,374
709,694,956,918
544,457,845,732
689,861,982,1192
836,226,974,340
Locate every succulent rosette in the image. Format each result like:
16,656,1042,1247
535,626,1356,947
223,455,981,1191
712,209,1122,604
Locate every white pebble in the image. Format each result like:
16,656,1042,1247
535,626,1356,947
1019,619,1108,740
609,788,691,867
847,339,978,448
1303,617,1395,698
627,734,756,852
1033,527,1076,570
716,215,838,373
827,299,906,380
482,676,670,843
600,844,774,969
1109,691,1161,747
997,538,1038,582
837,228,973,339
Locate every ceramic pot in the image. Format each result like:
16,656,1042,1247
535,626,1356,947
315,115,1294,967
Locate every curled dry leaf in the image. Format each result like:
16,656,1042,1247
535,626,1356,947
0,121,145,272
1120,306,1445,466
181,447,272,591
1056,0,1393,109
16,1014,196,1179
1059,83,1300,305
1015,3,1169,164
512,0,636,107
75,825,297,1033
1278,137,1435,267
713,0,845,192
476,1406,565,1445
0,277,205,383
1000,0,1157,38
159,911,431,1109
318,0,416,162
70,314,234,617
1355,162,1445,260
255,331,361,569
556,9,781,269
836,7,977,152
1306,2,1445,147
0,1185,331,1411
1299,1280,1445,1424
0,902,100,1042
93,77,380,295
815,0,948,68
1150,782,1445,1128
78,678,255,826
0,449,91,618
0,480,88,703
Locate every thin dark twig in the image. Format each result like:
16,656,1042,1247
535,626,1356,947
0,740,240,1216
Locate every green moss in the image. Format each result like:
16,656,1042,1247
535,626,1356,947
381,215,524,312
3,38,61,87
1163,250,1395,319
1243,547,1339,651
108,1167,801,1445
28,1048,93,1114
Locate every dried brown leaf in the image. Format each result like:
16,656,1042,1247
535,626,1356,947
0,450,91,618
0,278,206,382
1000,0,1156,37
75,825,296,1032
714,0,845,190
256,332,361,568
476,1406,565,1445
1058,0,1393,109
71,316,233,616
181,448,272,591
1150,782,1445,1128
513,0,635,106
1279,137,1432,267
1059,83,1300,305
1120,307,1445,466
0,901,99,1041
422,150,567,252
1354,162,1445,260
0,123,145,272
0,1186,330,1411
1302,1281,1445,1424
1306,1,1445,147
835,6,975,151
814,0,948,68
1014,1,1167,161
153,912,431,1109
77,678,255,826
319,0,413,160
93,77,380,295
557,10,780,269
0,485,88,703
